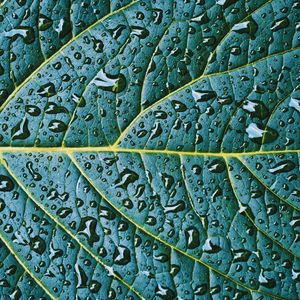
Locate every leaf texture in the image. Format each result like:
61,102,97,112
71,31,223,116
0,0,299,299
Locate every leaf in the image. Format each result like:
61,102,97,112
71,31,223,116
0,0,299,299
0,0,134,105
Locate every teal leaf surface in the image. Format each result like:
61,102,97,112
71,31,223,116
0,0,299,299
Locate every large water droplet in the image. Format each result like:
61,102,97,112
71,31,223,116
75,263,88,288
259,271,276,288
78,217,100,247
5,26,35,44
0,175,14,192
202,238,222,253
26,162,42,181
114,168,139,189
246,123,278,144
242,100,269,120
45,102,69,114
171,100,187,112
131,26,149,39
25,105,41,116
92,69,126,93
109,24,127,39
153,9,163,24
207,159,226,173
160,173,174,189
37,83,56,97
192,90,217,102
155,285,177,300
289,97,300,113
57,207,73,218
164,200,186,213
217,0,238,9
39,15,53,31
271,17,290,32
233,250,251,262
185,227,200,249
48,120,67,133
11,118,30,140
91,37,104,53
191,12,209,24
113,245,131,265
232,17,258,39
30,236,46,255
55,18,72,39
268,160,296,174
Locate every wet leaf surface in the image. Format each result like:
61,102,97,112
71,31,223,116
0,0,299,299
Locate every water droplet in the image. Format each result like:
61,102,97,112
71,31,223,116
202,238,222,253
30,236,46,255
78,217,100,247
246,123,278,144
131,26,149,39
39,14,53,31
217,0,238,9
49,241,63,260
25,105,41,116
191,12,209,24
155,284,176,300
90,280,101,293
154,110,168,119
48,120,67,133
232,17,258,39
114,168,139,189
99,206,116,220
233,250,251,262
113,245,131,265
207,159,226,173
92,69,126,93
152,9,163,25
45,102,69,114
75,263,88,288
185,227,200,249
259,271,276,288
164,200,186,213
194,284,208,295
268,160,295,174
289,97,300,113
160,173,174,189
150,123,162,140
89,37,103,54
37,83,56,97
192,90,217,102
171,100,187,112
11,118,30,140
5,26,35,44
16,0,26,6
109,24,127,39
0,175,14,192
271,17,290,32
57,207,73,218
55,18,72,39
242,100,269,120
218,96,233,105
26,162,42,181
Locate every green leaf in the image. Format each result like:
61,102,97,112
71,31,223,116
0,0,299,299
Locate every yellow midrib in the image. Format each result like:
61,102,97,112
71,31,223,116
0,146,298,156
